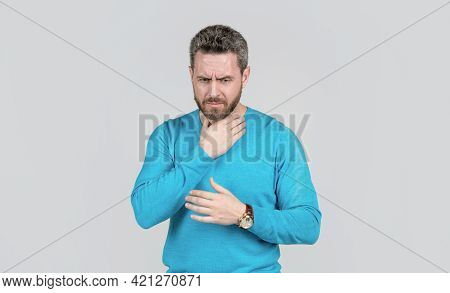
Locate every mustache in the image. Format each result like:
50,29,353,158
205,98,226,104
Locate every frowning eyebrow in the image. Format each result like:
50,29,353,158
196,75,234,80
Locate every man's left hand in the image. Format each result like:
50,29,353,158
185,177,246,226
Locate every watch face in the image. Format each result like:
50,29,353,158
241,216,254,229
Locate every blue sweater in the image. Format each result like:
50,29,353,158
130,106,322,273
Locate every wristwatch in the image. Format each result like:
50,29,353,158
238,203,254,229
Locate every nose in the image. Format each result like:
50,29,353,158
209,79,218,98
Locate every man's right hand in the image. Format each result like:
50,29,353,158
199,114,246,159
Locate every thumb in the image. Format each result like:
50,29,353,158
210,177,231,195
200,113,210,130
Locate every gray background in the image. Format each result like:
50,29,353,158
1,0,449,273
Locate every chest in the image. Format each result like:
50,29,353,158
192,138,278,208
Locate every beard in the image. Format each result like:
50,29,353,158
193,84,242,122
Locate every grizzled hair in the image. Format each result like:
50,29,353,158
189,24,248,75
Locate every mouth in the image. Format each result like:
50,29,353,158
206,102,224,107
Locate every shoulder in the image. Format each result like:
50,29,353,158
149,110,197,142
163,110,198,133
246,106,279,128
248,106,298,142
246,107,306,162
253,109,306,163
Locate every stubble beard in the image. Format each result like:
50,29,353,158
193,84,242,123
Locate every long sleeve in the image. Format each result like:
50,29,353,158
247,127,322,244
130,122,215,229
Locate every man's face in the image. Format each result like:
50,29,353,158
189,51,250,122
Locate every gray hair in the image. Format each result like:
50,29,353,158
189,24,248,75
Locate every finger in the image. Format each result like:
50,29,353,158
230,129,246,147
230,119,246,132
190,189,215,200
185,195,213,207
228,117,245,129
231,122,246,136
190,214,218,224
185,202,213,214
223,113,243,125
232,127,246,138
210,177,232,195
201,115,211,129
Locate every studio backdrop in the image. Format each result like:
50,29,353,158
1,0,449,273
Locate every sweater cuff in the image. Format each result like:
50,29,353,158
247,205,271,239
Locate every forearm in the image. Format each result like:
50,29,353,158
131,144,214,229
247,204,322,245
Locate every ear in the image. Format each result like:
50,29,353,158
189,66,194,80
241,66,250,88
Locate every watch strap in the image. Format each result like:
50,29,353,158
238,204,254,227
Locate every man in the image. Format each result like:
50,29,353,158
130,24,322,273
